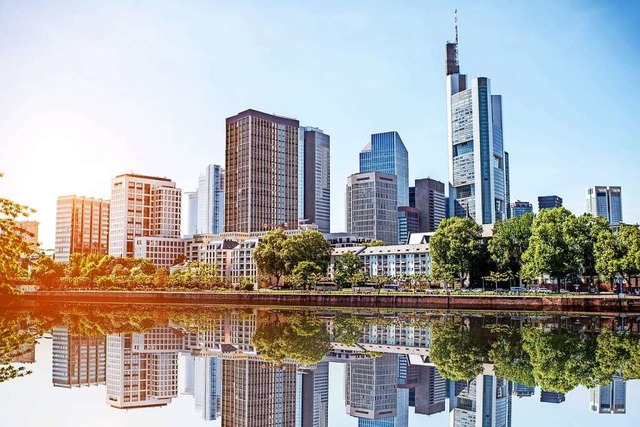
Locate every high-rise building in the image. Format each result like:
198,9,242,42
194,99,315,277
185,191,198,236
413,178,446,232
446,29,509,224
512,382,535,398
55,195,110,263
225,109,299,233
108,173,181,260
450,375,512,427
298,127,331,233
297,362,329,427
590,377,626,414
397,207,419,244
197,164,225,234
346,172,398,245
408,187,415,209
359,132,409,207
17,220,39,248
505,151,511,217
51,327,106,388
586,186,623,226
194,356,222,421
510,200,533,218
540,390,565,404
345,354,398,420
538,195,563,211
413,366,446,415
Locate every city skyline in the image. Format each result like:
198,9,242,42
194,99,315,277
1,2,639,248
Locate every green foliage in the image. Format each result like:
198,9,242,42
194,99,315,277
430,217,483,288
488,213,534,283
252,314,331,365
363,240,384,247
253,229,290,286
333,251,364,288
429,320,486,381
574,214,611,281
521,208,581,285
595,225,640,287
487,325,535,386
290,261,323,290
168,261,225,290
30,255,65,289
332,315,366,346
0,316,35,382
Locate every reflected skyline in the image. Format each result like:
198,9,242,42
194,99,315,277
2,304,639,426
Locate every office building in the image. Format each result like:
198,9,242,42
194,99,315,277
194,356,222,421
299,127,331,233
413,178,446,232
450,375,512,427
17,220,39,248
446,29,509,224
221,356,298,427
225,109,299,233
409,187,415,208
510,200,533,218
109,173,181,259
55,195,110,263
586,186,623,226
346,172,398,245
359,132,409,207
505,151,511,217
298,362,329,427
397,207,419,244
185,191,198,236
51,327,106,388
538,195,562,211
540,390,565,404
198,164,225,234
512,382,535,398
590,377,626,414
345,353,399,420
414,366,446,415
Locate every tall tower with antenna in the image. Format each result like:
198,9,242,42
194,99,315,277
445,9,460,75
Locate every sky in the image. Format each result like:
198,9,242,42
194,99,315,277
1,0,639,248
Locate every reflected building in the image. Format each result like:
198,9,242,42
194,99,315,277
590,376,626,414
222,355,298,427
297,362,329,427
413,366,446,415
194,356,222,420
449,375,512,427
512,382,534,398
345,353,398,420
539,391,565,404
184,354,195,395
106,326,183,409
52,327,106,388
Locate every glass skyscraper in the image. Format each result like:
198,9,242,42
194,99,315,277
586,186,623,227
197,164,225,234
359,132,409,207
446,34,509,224
298,127,331,233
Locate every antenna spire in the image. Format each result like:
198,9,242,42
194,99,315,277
455,9,458,45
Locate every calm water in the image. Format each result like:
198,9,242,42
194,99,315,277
1,302,639,427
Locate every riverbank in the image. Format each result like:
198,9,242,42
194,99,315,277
17,290,640,313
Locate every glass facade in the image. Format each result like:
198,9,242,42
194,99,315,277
359,132,409,207
586,186,623,227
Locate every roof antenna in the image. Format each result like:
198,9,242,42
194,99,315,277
454,9,458,45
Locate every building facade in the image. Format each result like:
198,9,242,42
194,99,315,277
198,164,225,234
299,127,331,233
590,377,626,414
586,186,623,226
359,132,409,207
346,172,398,245
52,327,106,388
225,109,299,233
328,244,430,279
17,220,39,248
538,195,562,211
55,195,110,263
397,207,419,244
509,200,533,218
450,375,512,427
413,178,446,232
185,191,198,236
446,36,509,225
108,174,181,259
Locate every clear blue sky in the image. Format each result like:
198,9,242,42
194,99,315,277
1,0,639,247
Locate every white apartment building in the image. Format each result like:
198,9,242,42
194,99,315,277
109,173,182,261
328,244,431,279
134,237,188,268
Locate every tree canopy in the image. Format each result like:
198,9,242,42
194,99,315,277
488,213,533,284
333,251,365,288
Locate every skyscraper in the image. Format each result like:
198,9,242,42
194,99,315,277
538,195,563,211
194,356,222,421
298,362,329,427
413,178,446,232
185,191,198,236
52,327,106,388
55,195,110,263
197,164,225,234
510,200,533,218
449,375,512,427
298,127,331,233
397,207,419,244
446,26,509,224
108,173,181,259
345,354,398,420
540,390,565,404
225,109,299,233
586,186,623,226
346,172,398,245
413,366,446,416
359,132,409,207
590,376,626,414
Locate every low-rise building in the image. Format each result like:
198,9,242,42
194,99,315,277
133,237,187,268
329,244,430,279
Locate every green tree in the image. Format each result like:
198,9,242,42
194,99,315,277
363,240,384,247
289,261,323,290
430,217,483,289
283,230,332,274
487,325,535,386
332,315,366,346
430,320,487,381
253,229,288,286
595,225,640,291
30,255,65,289
521,208,580,291
575,214,611,286
488,213,534,285
333,251,364,288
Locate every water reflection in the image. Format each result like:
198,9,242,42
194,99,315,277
1,303,639,426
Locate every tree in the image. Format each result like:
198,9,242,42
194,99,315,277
363,240,384,247
371,274,389,294
429,320,487,381
430,217,483,289
487,325,535,386
0,175,35,295
522,208,580,291
290,261,323,290
253,229,288,286
595,225,640,291
283,230,332,275
575,214,611,286
488,213,534,285
30,256,64,289
333,251,364,288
